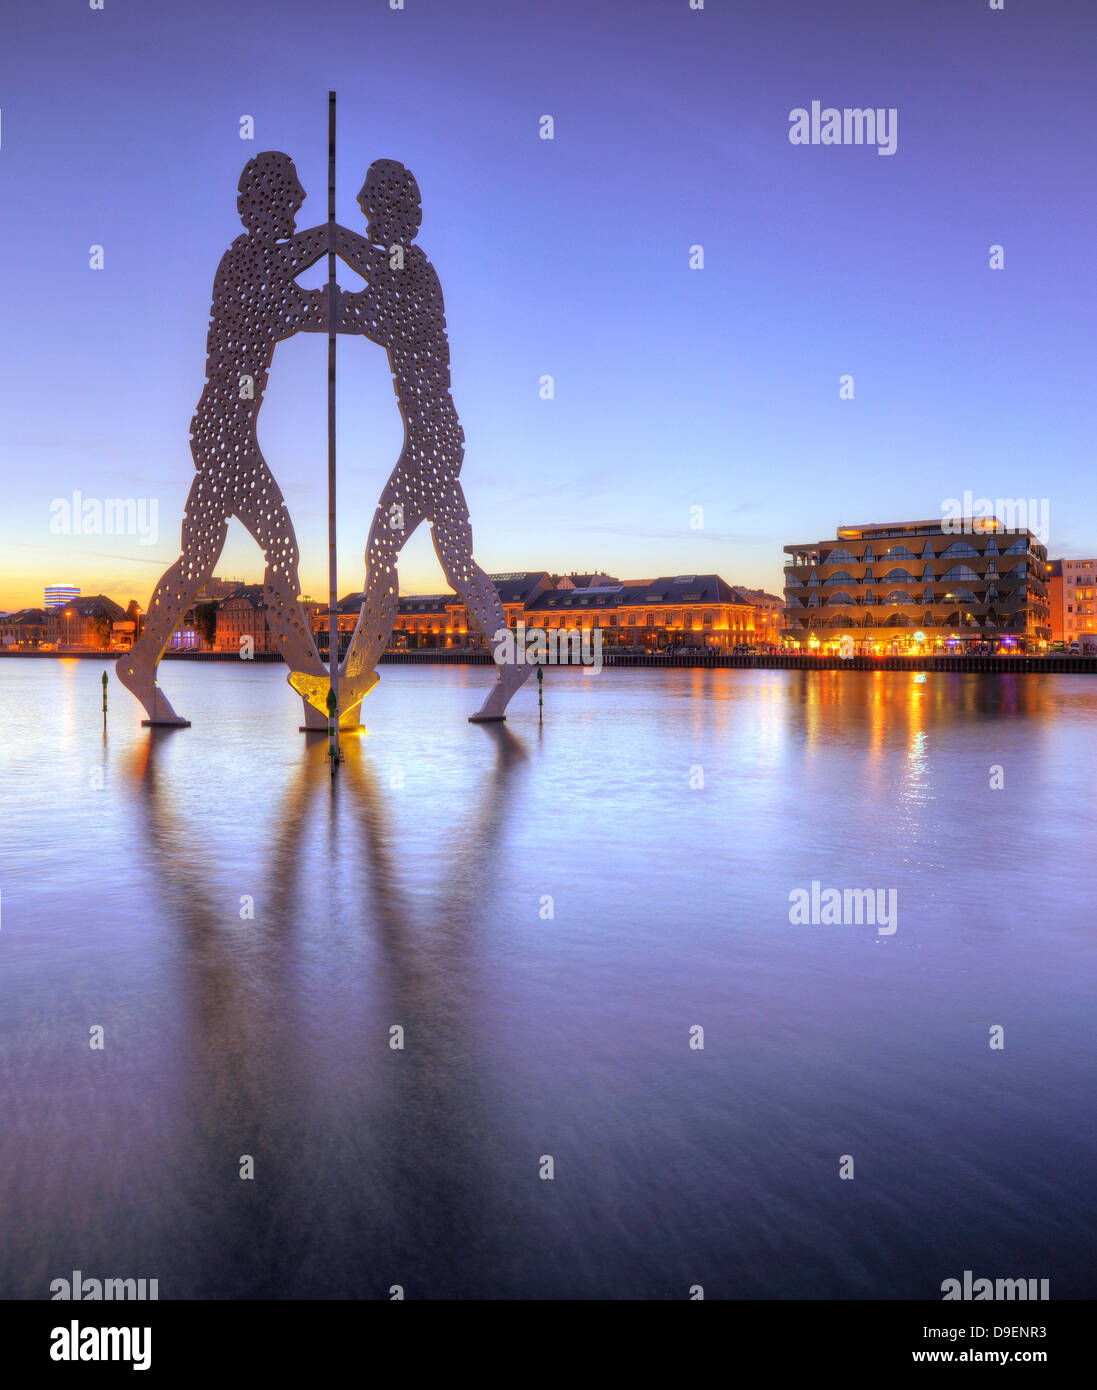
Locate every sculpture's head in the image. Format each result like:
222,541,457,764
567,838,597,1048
237,152,305,239
357,160,422,245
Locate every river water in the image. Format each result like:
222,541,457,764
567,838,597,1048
0,658,1093,1298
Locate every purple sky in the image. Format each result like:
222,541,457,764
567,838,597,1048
0,0,1094,609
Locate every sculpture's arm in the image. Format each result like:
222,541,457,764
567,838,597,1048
333,224,373,277
284,223,332,273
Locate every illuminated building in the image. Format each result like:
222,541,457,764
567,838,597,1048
213,585,277,653
58,596,126,650
1,608,54,648
1046,557,1096,645
43,584,80,609
125,571,779,657
783,518,1051,653
366,574,772,652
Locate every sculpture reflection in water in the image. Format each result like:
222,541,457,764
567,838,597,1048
126,723,526,1296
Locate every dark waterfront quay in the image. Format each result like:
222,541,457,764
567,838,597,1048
6,650,1097,675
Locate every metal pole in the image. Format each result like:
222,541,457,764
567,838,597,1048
327,90,340,771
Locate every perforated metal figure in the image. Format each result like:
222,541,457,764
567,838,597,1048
289,160,532,726
119,152,331,726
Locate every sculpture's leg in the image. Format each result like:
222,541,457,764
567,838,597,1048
328,496,414,729
238,464,329,725
429,490,533,721
116,476,228,725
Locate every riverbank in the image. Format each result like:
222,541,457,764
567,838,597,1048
5,649,1097,673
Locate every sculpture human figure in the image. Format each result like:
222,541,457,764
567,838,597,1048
119,152,331,726
289,159,532,726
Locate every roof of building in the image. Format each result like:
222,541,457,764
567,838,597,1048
787,519,1038,548
736,587,783,603
396,596,454,614
487,572,553,603
531,588,623,609
527,575,751,609
216,585,266,610
623,575,750,605
335,573,760,617
555,572,620,589
70,595,126,620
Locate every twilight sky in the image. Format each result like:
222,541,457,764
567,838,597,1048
0,0,1094,610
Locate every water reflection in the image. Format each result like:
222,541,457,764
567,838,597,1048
2,662,1094,1299
126,721,528,1296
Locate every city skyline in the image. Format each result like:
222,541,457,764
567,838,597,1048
1,0,1095,611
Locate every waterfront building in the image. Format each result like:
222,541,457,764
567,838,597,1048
1,607,55,648
783,518,1051,653
110,620,137,650
1045,557,1096,645
2,597,124,650
523,575,758,650
370,573,767,652
58,596,126,650
735,587,786,646
195,577,248,603
43,584,80,610
0,571,780,658
214,585,277,654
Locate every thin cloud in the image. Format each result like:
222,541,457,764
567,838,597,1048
572,523,766,546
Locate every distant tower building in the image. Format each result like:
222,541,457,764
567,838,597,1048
44,584,80,609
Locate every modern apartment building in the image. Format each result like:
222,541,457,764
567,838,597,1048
783,518,1051,652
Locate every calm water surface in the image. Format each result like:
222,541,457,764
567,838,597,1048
0,659,1094,1298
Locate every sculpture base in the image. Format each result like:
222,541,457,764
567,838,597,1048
142,719,191,728
468,714,506,723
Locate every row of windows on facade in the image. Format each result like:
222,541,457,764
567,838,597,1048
794,564,1029,586
393,611,744,628
787,613,1032,628
797,538,1036,563
790,587,1033,607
